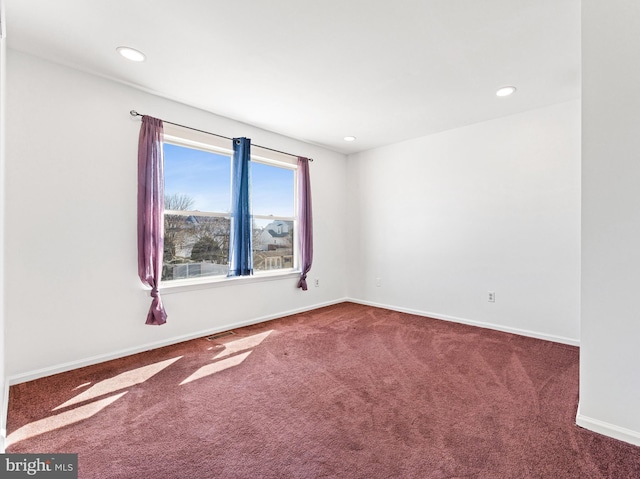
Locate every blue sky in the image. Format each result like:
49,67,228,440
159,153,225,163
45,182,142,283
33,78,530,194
164,143,294,217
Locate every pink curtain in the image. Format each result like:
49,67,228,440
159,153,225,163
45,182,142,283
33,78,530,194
138,116,168,325
297,157,313,290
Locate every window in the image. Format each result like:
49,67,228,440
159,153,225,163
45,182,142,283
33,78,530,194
162,126,297,283
251,161,295,272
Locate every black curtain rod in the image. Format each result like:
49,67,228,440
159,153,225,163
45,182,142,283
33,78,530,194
130,110,313,162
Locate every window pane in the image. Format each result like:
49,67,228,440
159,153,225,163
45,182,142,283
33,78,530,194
251,162,294,217
164,143,230,213
162,214,230,281
252,218,294,271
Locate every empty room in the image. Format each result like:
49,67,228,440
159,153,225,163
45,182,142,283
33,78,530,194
0,0,639,477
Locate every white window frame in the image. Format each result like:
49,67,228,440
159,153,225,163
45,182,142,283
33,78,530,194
160,124,299,293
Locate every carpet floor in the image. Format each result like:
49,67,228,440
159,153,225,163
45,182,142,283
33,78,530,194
6,302,640,478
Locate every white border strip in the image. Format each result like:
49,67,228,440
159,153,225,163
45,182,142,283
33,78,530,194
576,403,640,446
346,298,580,346
1,0,7,453
7,298,348,386
0,379,7,453
0,0,5,39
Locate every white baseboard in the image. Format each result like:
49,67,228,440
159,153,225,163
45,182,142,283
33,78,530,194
7,298,348,386
10,298,640,451
346,298,580,346
576,403,640,446
6,296,579,386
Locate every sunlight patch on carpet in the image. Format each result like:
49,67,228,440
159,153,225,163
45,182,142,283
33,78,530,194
7,392,128,446
180,351,252,385
213,330,273,360
53,356,182,411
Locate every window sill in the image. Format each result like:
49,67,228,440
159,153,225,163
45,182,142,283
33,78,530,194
158,270,301,295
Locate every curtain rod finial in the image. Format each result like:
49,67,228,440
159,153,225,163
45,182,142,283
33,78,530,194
130,110,139,117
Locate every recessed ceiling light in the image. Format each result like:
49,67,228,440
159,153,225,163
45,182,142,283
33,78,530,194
496,86,517,97
116,46,146,62
344,136,357,142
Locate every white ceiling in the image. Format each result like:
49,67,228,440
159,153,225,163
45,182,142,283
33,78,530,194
4,0,580,154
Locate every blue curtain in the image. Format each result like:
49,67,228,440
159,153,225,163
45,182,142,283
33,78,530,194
228,137,253,276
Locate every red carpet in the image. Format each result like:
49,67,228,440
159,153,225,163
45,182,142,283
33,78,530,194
7,302,640,478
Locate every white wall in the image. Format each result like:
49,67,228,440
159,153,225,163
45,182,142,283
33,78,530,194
347,100,581,344
579,0,640,445
5,50,348,381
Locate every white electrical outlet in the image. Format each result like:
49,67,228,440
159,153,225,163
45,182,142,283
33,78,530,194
375,277,382,287
488,291,495,302
314,278,320,287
